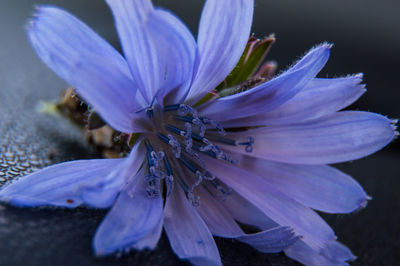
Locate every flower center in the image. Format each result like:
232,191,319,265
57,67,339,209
140,103,254,206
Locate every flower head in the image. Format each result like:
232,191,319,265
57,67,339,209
0,0,397,265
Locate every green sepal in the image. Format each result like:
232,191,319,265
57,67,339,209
217,35,275,91
193,90,218,107
128,133,141,148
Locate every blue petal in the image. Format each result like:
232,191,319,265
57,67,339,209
202,155,335,251
27,6,144,133
163,184,221,266
285,240,355,266
81,141,146,207
93,167,163,256
0,158,123,208
0,141,146,209
222,191,279,229
195,186,243,237
220,111,396,164
196,186,300,253
106,0,197,104
221,74,366,127
199,44,331,122
186,0,254,104
237,227,300,253
239,156,368,213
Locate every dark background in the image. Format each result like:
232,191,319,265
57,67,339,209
0,0,399,265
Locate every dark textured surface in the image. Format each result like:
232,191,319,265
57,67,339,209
0,0,399,265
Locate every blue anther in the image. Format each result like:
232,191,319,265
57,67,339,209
178,104,198,118
165,175,174,197
191,171,204,189
168,134,181,158
200,117,226,136
192,143,217,159
210,180,232,201
198,123,206,137
187,192,200,207
146,179,160,198
150,151,164,168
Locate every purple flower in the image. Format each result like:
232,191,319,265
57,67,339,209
0,0,396,265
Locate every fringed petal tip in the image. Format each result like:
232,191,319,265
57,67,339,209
285,240,356,265
295,42,332,65
358,195,372,210
390,118,399,138
27,5,58,28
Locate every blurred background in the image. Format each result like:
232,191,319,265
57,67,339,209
0,0,399,265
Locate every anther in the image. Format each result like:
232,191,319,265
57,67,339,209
165,175,174,197
178,104,199,119
146,179,160,198
210,179,232,201
200,118,226,136
187,191,200,207
168,134,181,158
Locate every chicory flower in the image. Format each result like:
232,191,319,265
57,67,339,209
0,0,396,265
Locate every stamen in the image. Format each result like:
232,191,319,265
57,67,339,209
173,115,196,123
199,139,238,165
165,175,174,197
200,118,226,136
177,104,199,119
187,192,200,207
146,108,154,118
145,141,164,197
150,151,164,168
163,156,174,197
213,137,237,146
146,179,160,198
184,123,193,151
174,173,199,206
210,179,232,201
157,132,169,144
165,124,186,136
163,156,173,176
157,132,181,158
192,171,204,189
178,155,199,174
238,136,255,152
163,104,180,112
168,134,181,158
173,115,205,136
